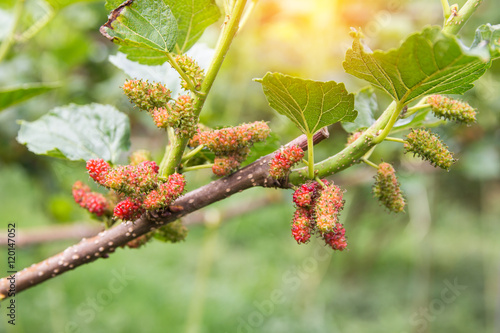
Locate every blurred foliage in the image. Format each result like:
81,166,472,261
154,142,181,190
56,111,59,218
0,0,499,332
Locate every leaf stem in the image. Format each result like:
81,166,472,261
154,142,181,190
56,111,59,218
307,134,315,179
442,0,483,35
384,137,406,144
361,158,379,169
182,164,214,172
0,0,25,63
182,145,205,162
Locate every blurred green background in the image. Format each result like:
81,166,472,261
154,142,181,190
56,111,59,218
0,0,499,332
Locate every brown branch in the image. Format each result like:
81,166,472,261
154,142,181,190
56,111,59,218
0,128,329,299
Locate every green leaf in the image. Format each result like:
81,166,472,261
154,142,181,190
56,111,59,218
0,83,59,112
343,26,492,105
165,0,220,53
342,86,377,133
17,104,130,163
100,0,178,58
471,24,500,59
256,72,357,136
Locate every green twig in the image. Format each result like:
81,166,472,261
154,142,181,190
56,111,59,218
182,145,205,162
159,0,247,177
182,164,214,172
385,137,406,144
239,0,258,31
361,158,379,169
0,0,25,63
288,100,400,184
442,0,483,35
373,102,404,144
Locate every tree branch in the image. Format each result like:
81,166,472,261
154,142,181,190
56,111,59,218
0,128,329,299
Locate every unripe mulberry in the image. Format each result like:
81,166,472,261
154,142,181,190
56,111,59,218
373,162,405,213
314,183,344,233
293,183,316,208
175,55,205,91
72,181,109,217
142,173,185,210
212,155,241,176
291,208,312,244
154,220,189,243
114,197,143,221
86,159,110,184
322,223,347,251
122,79,171,110
103,161,159,198
404,128,455,170
427,95,476,125
269,145,304,179
197,121,270,154
151,95,197,138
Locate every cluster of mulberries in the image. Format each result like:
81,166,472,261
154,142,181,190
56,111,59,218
122,79,171,110
404,128,455,170
72,181,110,217
122,79,197,138
152,94,197,138
269,145,304,179
373,162,405,213
175,55,205,91
427,95,476,125
81,158,186,221
189,121,270,176
290,180,347,251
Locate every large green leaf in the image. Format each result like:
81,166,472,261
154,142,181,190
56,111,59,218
17,104,130,163
0,83,59,112
341,86,377,133
103,0,219,64
471,24,500,59
165,0,220,53
343,26,492,105
100,0,178,58
256,73,357,136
